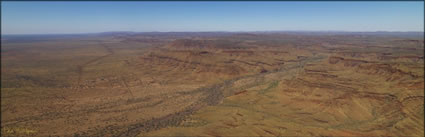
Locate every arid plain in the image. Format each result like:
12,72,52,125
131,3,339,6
1,32,424,136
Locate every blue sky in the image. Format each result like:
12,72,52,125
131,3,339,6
1,2,424,34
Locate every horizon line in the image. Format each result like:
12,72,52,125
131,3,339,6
2,30,424,35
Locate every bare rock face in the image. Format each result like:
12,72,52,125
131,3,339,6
329,56,344,64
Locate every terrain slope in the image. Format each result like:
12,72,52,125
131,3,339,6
1,33,423,136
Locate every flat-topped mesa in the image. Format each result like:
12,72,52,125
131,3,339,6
165,39,244,50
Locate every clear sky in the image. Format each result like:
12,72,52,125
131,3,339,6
1,1,424,34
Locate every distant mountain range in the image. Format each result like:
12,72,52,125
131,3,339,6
2,31,424,42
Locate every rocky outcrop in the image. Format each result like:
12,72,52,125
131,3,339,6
358,63,419,80
329,56,420,81
166,39,243,50
328,56,368,67
377,55,424,62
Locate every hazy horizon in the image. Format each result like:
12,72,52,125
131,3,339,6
1,2,424,34
2,30,424,36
